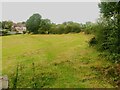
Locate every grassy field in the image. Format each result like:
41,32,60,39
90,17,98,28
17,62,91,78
2,33,114,88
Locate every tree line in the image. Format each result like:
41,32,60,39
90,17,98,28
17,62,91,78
0,16,93,35
26,13,83,34
0,15,97,35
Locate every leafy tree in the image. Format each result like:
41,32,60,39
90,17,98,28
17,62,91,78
95,1,120,62
2,21,13,30
25,13,82,34
67,21,81,33
21,21,26,24
26,13,42,34
83,21,99,34
1,30,8,36
49,23,57,34
38,19,52,34
53,21,81,34
56,24,65,34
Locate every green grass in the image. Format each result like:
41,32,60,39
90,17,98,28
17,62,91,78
2,33,114,88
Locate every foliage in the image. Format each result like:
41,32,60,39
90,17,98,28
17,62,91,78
64,21,81,34
56,24,65,34
0,22,2,29
83,22,99,34
26,13,42,34
91,1,120,63
38,19,52,34
49,23,57,34
12,64,19,89
2,21,13,31
23,31,27,34
26,14,53,34
1,29,9,36
49,21,81,34
26,15,82,34
89,37,97,46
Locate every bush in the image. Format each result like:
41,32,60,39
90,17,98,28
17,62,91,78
23,31,26,34
105,53,120,63
1,29,8,36
49,21,81,34
89,37,97,46
95,2,120,63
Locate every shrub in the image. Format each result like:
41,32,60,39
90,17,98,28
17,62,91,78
23,31,26,34
1,29,8,36
89,37,97,46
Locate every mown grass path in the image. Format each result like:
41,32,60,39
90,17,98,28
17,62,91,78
2,33,113,88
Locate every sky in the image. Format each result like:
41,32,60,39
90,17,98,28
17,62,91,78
2,2,100,24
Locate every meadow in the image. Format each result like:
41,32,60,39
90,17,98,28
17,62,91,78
2,33,114,88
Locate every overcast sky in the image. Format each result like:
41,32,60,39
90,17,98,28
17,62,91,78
2,2,100,24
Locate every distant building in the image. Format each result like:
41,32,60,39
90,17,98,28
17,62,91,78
12,23,26,34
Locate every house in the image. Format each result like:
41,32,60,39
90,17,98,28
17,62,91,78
12,23,26,34
15,26,26,34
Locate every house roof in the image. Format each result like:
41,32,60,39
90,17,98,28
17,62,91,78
13,23,26,27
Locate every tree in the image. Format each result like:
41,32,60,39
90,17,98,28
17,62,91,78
95,1,120,62
21,21,26,24
56,24,65,34
64,21,81,33
38,19,52,34
2,21,13,30
26,13,42,34
54,21,81,34
49,23,57,34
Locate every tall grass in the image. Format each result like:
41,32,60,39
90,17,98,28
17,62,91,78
3,34,115,88
31,62,37,88
12,64,19,89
